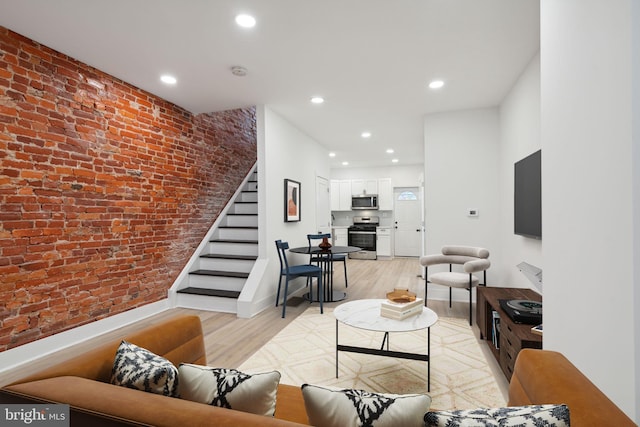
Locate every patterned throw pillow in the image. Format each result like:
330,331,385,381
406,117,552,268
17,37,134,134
110,340,179,397
424,404,571,427
301,384,431,427
178,363,281,416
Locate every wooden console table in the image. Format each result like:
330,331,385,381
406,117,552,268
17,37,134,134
476,286,542,380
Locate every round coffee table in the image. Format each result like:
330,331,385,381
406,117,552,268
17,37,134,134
333,298,438,391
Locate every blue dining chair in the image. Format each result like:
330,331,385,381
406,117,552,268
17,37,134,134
307,233,348,288
275,240,323,318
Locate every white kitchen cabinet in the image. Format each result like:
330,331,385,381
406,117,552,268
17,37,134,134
333,227,348,246
376,227,392,257
377,178,393,210
330,180,352,211
351,179,378,196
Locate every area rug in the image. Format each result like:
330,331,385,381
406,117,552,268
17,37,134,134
238,306,506,410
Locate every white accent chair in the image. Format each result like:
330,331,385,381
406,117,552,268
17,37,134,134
419,245,490,325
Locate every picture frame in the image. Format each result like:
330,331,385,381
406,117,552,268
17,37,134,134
284,179,301,222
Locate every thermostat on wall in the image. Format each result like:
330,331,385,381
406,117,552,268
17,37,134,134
467,208,479,217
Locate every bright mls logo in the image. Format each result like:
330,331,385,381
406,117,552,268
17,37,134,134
1,405,69,426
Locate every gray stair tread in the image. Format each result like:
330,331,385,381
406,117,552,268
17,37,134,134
177,287,241,299
189,269,250,278
200,253,258,260
218,225,258,229
210,239,258,244
234,201,257,204
227,213,258,216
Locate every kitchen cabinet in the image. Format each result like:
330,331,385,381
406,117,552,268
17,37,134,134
330,180,352,211
351,179,378,196
377,178,393,210
332,227,348,246
376,227,392,257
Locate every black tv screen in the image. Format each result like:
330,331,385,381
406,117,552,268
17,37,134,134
514,149,541,239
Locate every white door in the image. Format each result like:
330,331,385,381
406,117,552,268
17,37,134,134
393,187,422,257
316,176,331,233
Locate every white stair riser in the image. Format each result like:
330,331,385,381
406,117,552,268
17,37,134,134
239,192,257,203
217,228,258,240
225,215,258,227
198,257,255,273
232,203,257,214
245,182,258,192
175,293,237,313
188,274,246,291
208,242,258,255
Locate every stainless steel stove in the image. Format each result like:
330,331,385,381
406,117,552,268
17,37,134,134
348,216,379,260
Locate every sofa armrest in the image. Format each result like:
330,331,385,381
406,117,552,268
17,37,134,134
509,349,635,426
3,377,306,427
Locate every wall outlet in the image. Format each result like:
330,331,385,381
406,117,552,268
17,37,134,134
468,208,479,217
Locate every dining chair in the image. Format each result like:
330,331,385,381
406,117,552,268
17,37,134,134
275,240,323,318
307,233,348,288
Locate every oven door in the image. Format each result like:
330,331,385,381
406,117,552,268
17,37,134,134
348,230,377,259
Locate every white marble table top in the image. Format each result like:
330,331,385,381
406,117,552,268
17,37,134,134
334,299,438,332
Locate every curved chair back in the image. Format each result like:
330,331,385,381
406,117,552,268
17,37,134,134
275,240,291,271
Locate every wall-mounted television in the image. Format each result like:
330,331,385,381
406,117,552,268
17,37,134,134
514,149,541,239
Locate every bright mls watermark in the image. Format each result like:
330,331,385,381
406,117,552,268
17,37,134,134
1,405,69,426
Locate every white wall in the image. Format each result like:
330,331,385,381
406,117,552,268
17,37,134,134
423,109,501,300
541,0,637,419
256,106,331,306
633,0,640,416
498,53,542,289
330,164,424,188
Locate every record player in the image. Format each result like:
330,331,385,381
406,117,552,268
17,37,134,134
499,299,542,324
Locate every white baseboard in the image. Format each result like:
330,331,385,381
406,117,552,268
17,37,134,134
0,299,169,376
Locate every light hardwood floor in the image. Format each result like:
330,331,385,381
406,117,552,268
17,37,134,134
2,257,509,398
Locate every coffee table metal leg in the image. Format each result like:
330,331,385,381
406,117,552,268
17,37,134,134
427,326,431,392
335,319,339,378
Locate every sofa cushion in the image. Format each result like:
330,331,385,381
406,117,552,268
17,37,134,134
178,363,281,416
424,404,570,427
110,340,179,397
301,384,431,427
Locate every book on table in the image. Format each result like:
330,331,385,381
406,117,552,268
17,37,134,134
381,298,423,312
380,302,423,320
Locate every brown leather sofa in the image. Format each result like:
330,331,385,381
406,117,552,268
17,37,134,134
0,315,308,426
1,315,636,426
509,349,636,426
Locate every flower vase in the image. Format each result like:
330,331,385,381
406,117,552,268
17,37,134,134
319,237,332,250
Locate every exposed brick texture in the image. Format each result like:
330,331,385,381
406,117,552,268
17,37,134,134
0,27,257,351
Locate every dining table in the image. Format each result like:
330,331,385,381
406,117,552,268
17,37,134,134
288,245,361,303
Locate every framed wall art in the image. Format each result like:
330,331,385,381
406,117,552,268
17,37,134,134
284,179,301,222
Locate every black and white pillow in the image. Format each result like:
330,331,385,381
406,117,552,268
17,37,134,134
110,340,179,397
301,384,431,427
424,404,570,427
178,363,281,416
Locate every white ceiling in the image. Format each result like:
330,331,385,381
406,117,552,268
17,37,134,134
0,0,540,169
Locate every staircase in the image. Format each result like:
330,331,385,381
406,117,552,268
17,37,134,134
175,167,258,313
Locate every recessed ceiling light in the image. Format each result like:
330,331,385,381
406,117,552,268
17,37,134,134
235,14,256,28
329,152,336,157
310,96,325,104
160,75,177,85
231,66,248,77
361,131,371,138
342,161,349,166
386,148,394,154
392,158,399,163
429,80,445,89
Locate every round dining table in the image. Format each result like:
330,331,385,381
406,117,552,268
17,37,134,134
288,245,361,303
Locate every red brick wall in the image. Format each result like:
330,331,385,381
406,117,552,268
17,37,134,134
0,27,257,352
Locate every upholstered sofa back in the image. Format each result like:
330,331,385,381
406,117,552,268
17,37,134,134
10,314,207,386
509,349,635,426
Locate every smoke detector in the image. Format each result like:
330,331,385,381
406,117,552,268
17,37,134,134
231,66,248,77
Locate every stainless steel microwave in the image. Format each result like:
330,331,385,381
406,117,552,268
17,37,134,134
351,195,378,210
